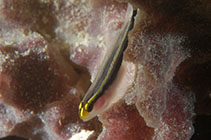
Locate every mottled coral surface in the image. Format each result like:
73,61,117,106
0,0,211,140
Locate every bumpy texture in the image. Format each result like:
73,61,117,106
0,0,210,140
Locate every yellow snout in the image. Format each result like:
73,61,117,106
79,102,90,121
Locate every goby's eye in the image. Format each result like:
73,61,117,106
85,103,93,112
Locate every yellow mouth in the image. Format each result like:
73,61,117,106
79,103,89,121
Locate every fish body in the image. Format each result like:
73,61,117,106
79,7,136,121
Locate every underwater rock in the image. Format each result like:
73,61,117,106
0,0,210,140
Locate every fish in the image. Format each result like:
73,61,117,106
79,7,136,121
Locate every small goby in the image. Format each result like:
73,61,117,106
79,7,136,121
